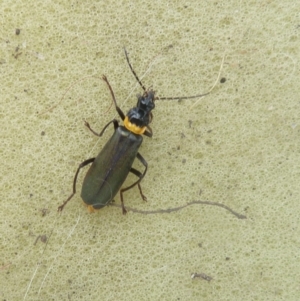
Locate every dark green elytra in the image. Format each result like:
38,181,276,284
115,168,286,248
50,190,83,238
81,126,142,210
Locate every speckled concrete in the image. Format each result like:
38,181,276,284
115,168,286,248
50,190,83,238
1,1,300,300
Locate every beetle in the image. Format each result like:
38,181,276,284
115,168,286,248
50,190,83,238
58,48,211,214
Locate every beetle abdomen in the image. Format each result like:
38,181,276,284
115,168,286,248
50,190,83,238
81,126,143,209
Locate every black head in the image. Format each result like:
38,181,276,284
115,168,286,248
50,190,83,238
126,90,156,128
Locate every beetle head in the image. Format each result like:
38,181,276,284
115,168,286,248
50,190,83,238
127,90,156,127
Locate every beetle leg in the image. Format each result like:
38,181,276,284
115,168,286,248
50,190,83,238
84,119,119,137
58,158,95,212
102,75,126,121
119,152,148,214
129,168,147,202
143,125,153,138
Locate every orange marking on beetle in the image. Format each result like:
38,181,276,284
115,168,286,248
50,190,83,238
124,116,146,135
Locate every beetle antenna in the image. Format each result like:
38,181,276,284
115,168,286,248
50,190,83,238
158,52,226,104
158,91,210,101
124,47,147,92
